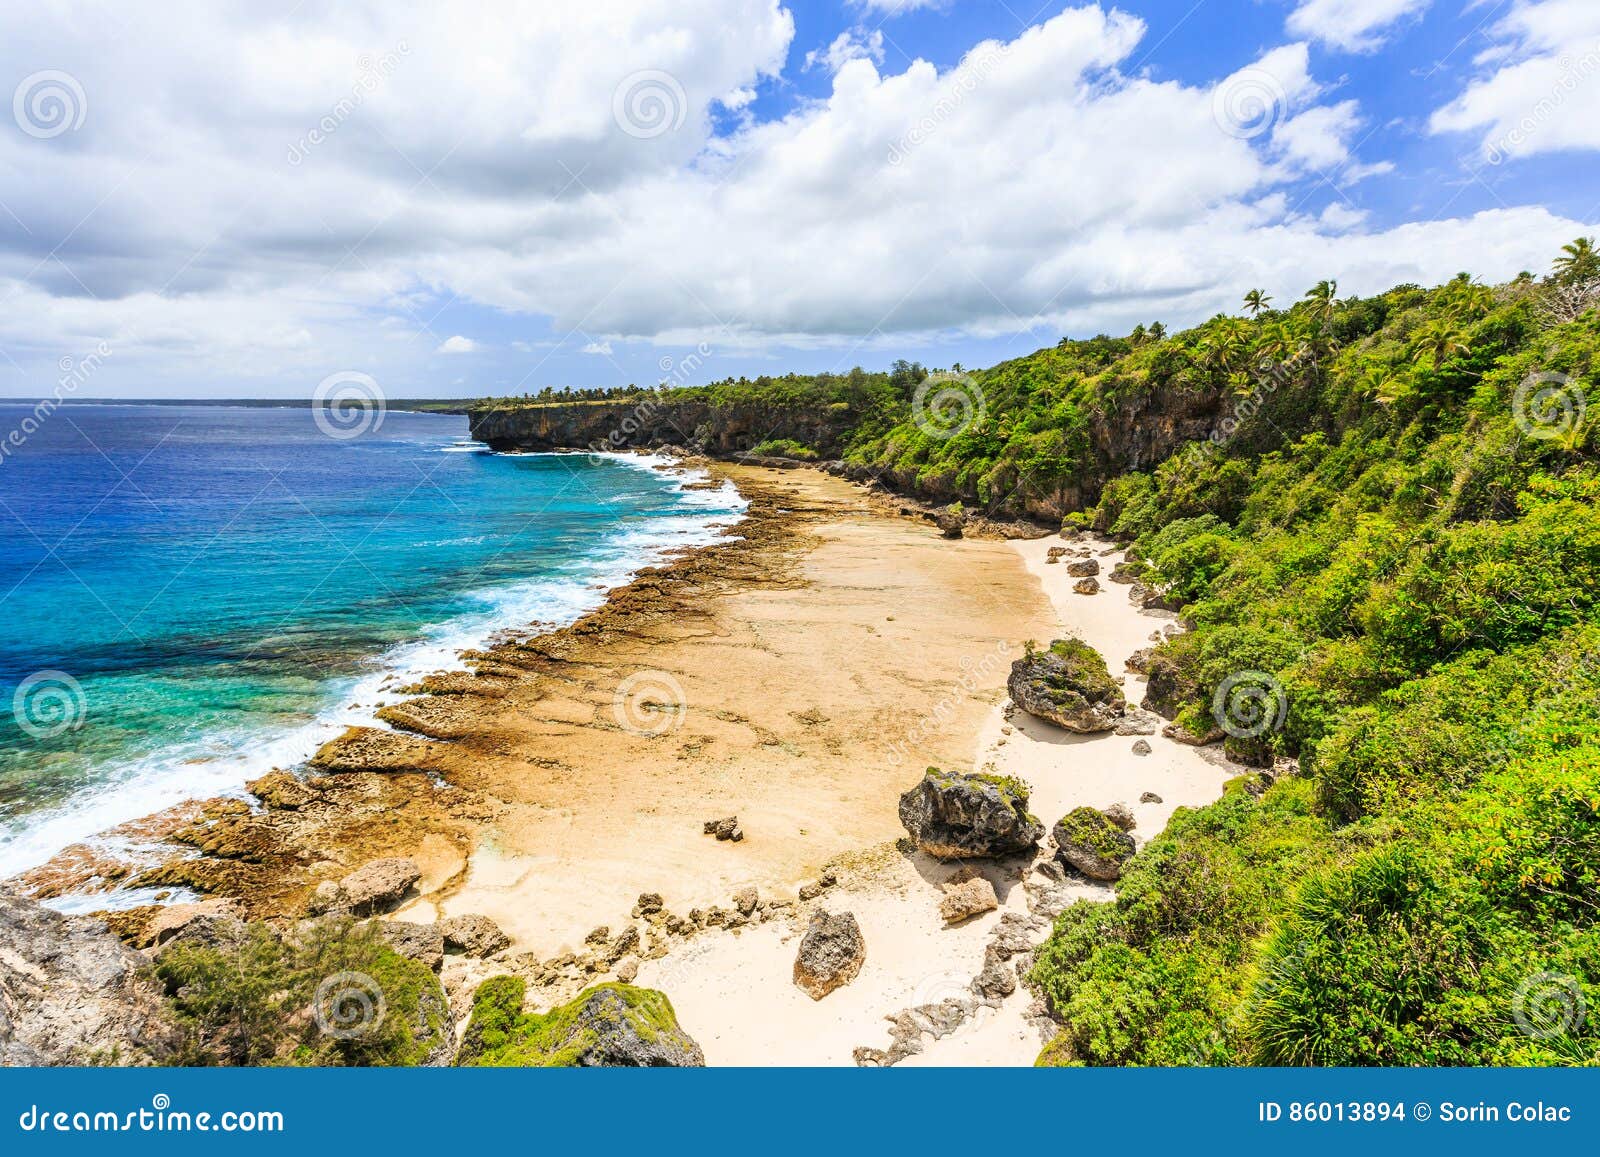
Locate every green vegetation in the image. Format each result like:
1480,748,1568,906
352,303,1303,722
750,437,819,460
468,243,1600,1066
456,977,690,1067
1019,250,1600,1066
152,918,449,1066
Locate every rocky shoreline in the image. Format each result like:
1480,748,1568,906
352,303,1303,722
3,457,1256,1067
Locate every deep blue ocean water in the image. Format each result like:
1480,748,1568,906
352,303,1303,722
0,404,744,883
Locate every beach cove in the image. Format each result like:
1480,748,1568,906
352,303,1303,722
15,459,1243,1066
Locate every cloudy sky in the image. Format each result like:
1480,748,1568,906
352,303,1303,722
0,0,1596,398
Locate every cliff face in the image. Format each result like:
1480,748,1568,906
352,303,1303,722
469,398,859,457
0,889,179,1065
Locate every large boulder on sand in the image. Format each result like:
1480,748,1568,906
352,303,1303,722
1065,558,1100,577
939,876,999,923
457,977,705,1067
1008,638,1126,732
441,914,511,957
793,910,866,1000
1052,807,1137,881
898,768,1045,859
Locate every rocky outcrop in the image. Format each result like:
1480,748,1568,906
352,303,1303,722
1008,639,1126,733
1074,577,1100,595
309,857,421,917
0,889,179,1065
377,921,445,971
441,914,511,958
457,977,705,1067
1052,808,1137,881
469,396,859,459
939,876,999,923
1065,558,1100,577
793,911,866,1000
898,768,1045,859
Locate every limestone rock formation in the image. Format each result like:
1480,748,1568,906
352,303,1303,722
0,889,179,1065
793,910,866,1000
898,768,1045,859
1052,807,1137,881
1008,639,1126,733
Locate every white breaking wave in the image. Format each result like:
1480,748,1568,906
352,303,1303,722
0,451,746,891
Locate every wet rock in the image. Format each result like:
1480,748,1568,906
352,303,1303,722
898,768,1045,859
939,876,999,924
1052,807,1137,881
441,914,511,958
1008,639,1125,733
247,770,321,810
793,911,866,1000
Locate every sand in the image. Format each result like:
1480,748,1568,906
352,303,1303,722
628,525,1238,1068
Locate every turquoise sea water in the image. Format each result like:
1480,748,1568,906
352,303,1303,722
0,404,744,883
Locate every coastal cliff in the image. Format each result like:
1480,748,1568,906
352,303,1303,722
469,396,861,458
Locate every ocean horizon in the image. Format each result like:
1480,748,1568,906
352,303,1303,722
0,404,744,890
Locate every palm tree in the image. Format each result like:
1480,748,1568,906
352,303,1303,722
1243,288,1272,318
1554,237,1599,285
1409,319,1469,369
1303,279,1338,320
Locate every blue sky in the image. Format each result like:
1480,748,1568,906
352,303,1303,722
0,0,1595,398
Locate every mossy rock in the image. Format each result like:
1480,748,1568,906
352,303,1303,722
898,767,1045,859
1052,807,1137,881
456,978,705,1067
1008,639,1125,732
